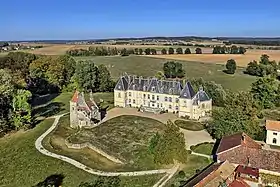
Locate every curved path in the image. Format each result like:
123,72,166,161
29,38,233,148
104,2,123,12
35,113,178,186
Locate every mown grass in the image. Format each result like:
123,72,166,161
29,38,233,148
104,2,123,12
69,115,166,170
167,155,212,187
174,120,205,131
74,55,256,91
190,142,215,155
0,116,165,187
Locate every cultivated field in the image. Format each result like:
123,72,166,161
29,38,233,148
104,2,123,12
148,50,280,67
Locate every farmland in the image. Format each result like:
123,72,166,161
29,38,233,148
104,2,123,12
74,55,256,91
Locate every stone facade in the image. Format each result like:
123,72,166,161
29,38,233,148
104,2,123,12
114,73,212,120
70,91,101,128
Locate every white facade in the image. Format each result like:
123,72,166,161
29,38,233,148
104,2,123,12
266,130,280,146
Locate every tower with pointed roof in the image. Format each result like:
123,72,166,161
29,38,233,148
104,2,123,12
70,90,101,128
114,73,212,119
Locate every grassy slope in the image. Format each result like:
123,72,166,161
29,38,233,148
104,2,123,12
190,142,215,155
174,120,205,131
0,116,163,187
74,55,256,91
69,115,166,170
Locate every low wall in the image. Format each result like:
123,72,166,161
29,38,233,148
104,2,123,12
65,139,124,164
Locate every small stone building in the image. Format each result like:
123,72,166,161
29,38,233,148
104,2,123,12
70,91,101,128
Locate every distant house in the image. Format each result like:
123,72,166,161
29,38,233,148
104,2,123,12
266,120,280,146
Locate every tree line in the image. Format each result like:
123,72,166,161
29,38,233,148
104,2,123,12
0,52,114,136
66,46,204,57
212,45,246,54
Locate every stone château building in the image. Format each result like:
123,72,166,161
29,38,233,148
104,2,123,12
70,90,101,128
114,73,212,119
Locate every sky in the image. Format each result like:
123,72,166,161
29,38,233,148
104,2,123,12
1,0,280,41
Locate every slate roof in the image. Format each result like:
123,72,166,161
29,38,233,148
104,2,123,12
114,73,211,100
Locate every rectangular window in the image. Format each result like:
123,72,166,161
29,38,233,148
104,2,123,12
273,132,278,135
169,105,172,109
152,95,155,100
157,96,159,100
129,99,131,103
118,93,121,98
169,97,172,102
148,94,150,99
165,97,167,101
129,92,131,96
157,103,159,108
133,99,135,104
161,103,163,107
144,94,146,98
176,98,179,103
176,106,179,110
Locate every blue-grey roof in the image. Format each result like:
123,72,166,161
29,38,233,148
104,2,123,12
179,82,196,99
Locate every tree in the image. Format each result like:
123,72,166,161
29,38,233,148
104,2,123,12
184,48,191,54
12,89,32,130
134,48,139,55
176,47,183,54
168,47,174,55
151,120,188,165
97,64,114,92
138,48,143,55
245,61,261,76
195,48,202,54
79,176,121,187
251,77,280,109
144,48,151,55
120,48,129,56
75,61,99,92
238,46,246,54
225,59,237,74
163,61,185,78
150,48,157,55
161,48,167,55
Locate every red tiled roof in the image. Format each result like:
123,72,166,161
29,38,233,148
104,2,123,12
229,179,250,187
217,133,280,173
266,120,280,131
71,90,79,103
216,133,261,154
235,165,259,177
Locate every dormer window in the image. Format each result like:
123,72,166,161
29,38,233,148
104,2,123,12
143,86,146,91
152,86,155,92
118,85,121,89
169,89,173,94
133,84,136,90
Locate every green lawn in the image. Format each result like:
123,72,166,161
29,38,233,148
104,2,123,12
174,120,205,131
74,55,256,91
32,92,114,118
190,142,215,155
0,116,164,187
167,155,212,187
69,115,166,170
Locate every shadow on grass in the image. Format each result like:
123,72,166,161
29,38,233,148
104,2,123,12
31,93,60,107
33,174,64,187
32,102,65,118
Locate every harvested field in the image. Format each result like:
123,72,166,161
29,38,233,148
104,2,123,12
147,50,280,67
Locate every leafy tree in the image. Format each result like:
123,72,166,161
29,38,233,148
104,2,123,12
168,47,174,55
97,64,114,92
75,61,99,92
138,48,143,55
152,120,188,165
144,48,151,55
251,77,280,109
161,48,167,55
184,48,191,54
134,48,139,55
245,61,261,76
238,46,246,54
176,47,183,54
150,48,157,55
12,89,32,130
79,176,121,187
163,61,185,78
225,59,237,74
195,48,202,54
120,48,129,56
230,45,239,54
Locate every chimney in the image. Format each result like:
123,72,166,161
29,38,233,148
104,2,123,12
139,76,142,84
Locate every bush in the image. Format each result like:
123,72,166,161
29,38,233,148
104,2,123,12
225,59,237,74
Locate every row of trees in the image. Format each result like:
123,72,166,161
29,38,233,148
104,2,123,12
66,46,204,57
245,54,280,77
0,52,115,135
212,45,246,54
